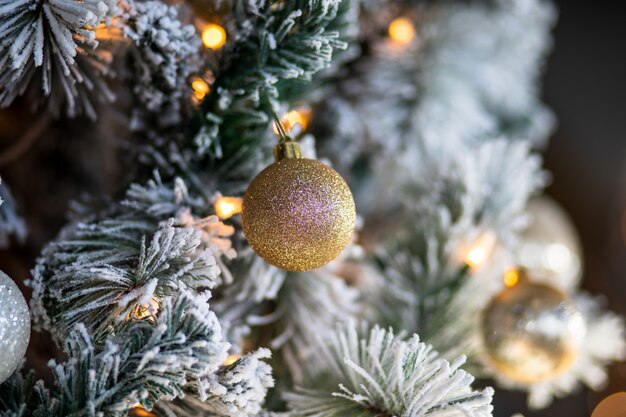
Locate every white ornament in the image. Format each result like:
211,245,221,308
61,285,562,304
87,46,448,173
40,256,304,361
0,270,30,383
517,196,582,290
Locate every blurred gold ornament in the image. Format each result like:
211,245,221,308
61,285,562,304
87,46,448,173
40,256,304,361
214,195,243,220
388,17,415,45
241,140,356,272
481,272,586,384
591,392,626,417
517,196,582,289
202,23,226,49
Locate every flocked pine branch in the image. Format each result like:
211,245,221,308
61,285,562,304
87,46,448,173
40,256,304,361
28,174,234,342
156,349,274,417
0,291,232,417
285,323,494,417
194,0,352,158
0,0,121,118
122,0,202,133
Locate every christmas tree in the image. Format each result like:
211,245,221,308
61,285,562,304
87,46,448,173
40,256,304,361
0,1,624,416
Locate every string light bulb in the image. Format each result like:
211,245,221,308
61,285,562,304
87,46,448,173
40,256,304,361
131,298,159,321
272,109,311,135
202,23,226,49
224,354,240,366
388,17,416,45
191,77,210,102
214,195,243,220
130,403,156,417
463,232,497,270
503,267,520,288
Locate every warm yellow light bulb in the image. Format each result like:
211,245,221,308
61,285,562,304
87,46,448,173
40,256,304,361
463,232,497,270
388,17,415,45
503,267,520,288
215,196,243,220
272,109,311,135
130,403,157,417
131,298,159,321
224,354,240,366
191,77,210,101
202,24,227,49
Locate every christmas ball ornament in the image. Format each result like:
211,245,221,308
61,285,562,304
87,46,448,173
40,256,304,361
481,272,586,384
0,270,31,383
242,140,356,271
517,196,582,289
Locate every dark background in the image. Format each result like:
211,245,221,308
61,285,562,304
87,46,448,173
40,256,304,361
0,1,624,416
493,1,626,416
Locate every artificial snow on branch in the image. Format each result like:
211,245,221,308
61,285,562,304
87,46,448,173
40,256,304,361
194,0,353,156
285,323,494,417
28,175,232,341
0,291,231,416
0,0,121,118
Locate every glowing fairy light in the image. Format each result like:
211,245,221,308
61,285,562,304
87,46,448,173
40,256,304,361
272,109,311,135
214,196,243,220
503,267,520,288
131,298,159,321
191,77,210,102
388,17,415,45
202,23,226,49
463,232,497,270
224,354,240,366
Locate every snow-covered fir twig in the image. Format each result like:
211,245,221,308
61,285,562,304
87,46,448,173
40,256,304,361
285,323,494,417
0,291,233,416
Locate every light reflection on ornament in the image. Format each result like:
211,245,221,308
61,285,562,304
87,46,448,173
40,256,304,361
214,195,243,220
388,17,416,45
202,23,226,49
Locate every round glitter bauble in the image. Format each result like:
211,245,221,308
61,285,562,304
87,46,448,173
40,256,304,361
481,277,586,385
241,142,356,272
0,270,31,383
517,196,582,290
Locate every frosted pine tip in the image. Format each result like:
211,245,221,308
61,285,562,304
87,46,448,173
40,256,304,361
191,77,210,102
272,109,312,135
388,17,415,45
224,354,240,366
215,196,243,220
202,23,227,49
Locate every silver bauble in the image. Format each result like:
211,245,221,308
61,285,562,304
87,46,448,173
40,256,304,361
481,275,586,384
0,270,31,383
517,196,582,289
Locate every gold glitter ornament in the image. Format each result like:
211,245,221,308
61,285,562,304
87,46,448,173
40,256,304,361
241,140,356,271
481,271,586,385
